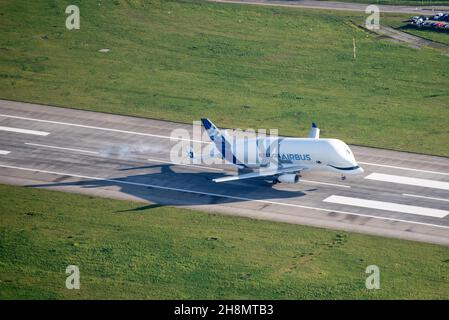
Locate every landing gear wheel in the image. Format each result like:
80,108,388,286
341,175,347,181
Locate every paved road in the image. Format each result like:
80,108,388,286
210,0,449,14
0,99,448,245
375,25,449,52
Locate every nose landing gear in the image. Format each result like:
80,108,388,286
341,175,346,181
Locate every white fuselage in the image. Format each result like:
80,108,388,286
230,137,363,174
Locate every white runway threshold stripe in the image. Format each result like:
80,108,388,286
323,195,449,218
365,172,449,191
0,150,10,155
0,125,50,136
0,163,448,229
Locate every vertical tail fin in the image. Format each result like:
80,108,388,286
201,118,243,166
201,118,222,142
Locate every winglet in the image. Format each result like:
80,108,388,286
308,122,320,139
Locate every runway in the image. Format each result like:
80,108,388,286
0,99,448,245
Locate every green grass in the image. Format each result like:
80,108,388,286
0,0,448,156
0,184,448,299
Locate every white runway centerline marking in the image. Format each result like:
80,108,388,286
402,193,449,203
0,163,448,229
365,172,449,191
358,161,449,176
25,143,99,155
0,125,49,136
323,195,449,218
0,150,10,155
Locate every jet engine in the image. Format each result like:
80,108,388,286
276,174,299,184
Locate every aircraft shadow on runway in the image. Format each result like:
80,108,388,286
27,164,307,211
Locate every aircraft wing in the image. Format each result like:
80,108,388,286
213,165,306,183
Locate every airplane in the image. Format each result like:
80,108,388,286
196,118,364,184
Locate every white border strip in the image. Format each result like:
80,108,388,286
0,125,49,136
0,163,448,229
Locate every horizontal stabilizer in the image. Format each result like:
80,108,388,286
213,165,305,183
213,171,266,183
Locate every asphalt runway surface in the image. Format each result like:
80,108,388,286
209,0,449,14
0,99,448,245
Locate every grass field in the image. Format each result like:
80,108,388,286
0,0,448,157
0,184,448,299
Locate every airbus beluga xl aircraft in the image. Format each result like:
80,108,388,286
199,119,364,184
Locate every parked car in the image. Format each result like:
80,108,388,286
432,13,444,20
407,13,449,30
